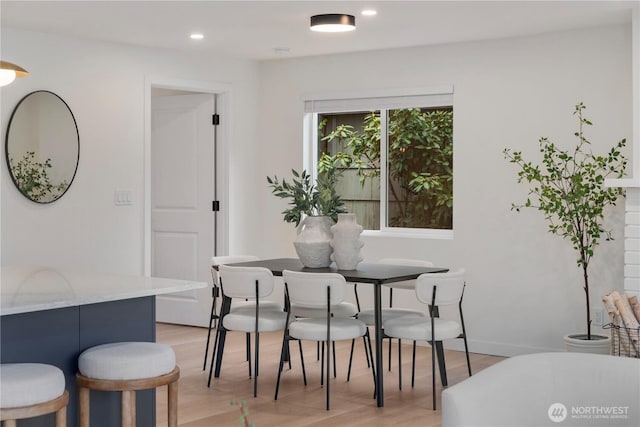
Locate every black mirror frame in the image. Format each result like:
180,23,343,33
5,90,80,204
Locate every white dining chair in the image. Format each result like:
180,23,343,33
274,270,375,410
205,256,284,381
350,258,433,388
210,264,288,397
383,269,471,410
290,280,359,380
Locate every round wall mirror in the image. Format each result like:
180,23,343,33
5,90,79,203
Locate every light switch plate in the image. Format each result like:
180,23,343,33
114,189,133,206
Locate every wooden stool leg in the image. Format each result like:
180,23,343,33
3,420,17,427
55,404,67,427
121,390,135,427
79,386,90,427
168,379,179,427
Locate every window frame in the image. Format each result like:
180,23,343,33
303,86,454,239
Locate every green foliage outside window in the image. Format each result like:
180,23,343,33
319,108,453,229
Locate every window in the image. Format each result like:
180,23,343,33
304,88,454,236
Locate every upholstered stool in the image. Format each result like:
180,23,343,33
0,363,68,427
76,342,179,427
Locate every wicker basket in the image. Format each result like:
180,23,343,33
604,323,640,358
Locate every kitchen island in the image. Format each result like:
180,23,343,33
0,266,206,427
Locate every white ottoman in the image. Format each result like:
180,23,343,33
77,342,179,427
442,352,640,427
0,363,68,426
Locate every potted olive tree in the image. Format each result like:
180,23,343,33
504,102,627,353
267,168,346,267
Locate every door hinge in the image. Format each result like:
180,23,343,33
212,114,220,125
212,200,220,212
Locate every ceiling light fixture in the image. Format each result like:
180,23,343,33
190,33,204,40
0,61,29,87
310,14,356,33
361,10,377,16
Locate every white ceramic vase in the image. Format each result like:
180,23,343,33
330,213,364,270
294,216,333,268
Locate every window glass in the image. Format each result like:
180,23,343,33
309,90,453,234
386,107,453,229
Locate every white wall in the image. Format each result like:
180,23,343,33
1,28,261,274
1,24,633,356
256,25,633,355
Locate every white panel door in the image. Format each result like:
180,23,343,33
152,93,215,327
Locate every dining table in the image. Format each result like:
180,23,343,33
212,257,448,407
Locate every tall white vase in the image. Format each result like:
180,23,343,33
330,213,364,270
294,216,333,268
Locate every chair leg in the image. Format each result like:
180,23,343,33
463,335,472,377
121,390,135,427
274,336,288,400
168,379,179,427
332,341,337,379
55,404,67,427
388,337,393,371
411,341,417,388
347,334,372,382
398,338,402,390
208,327,222,387
320,341,325,386
79,386,90,427
363,335,371,367
347,339,355,381
246,333,252,378
325,339,330,411
253,332,260,397
4,420,17,427
203,303,216,370
435,341,448,386
431,339,436,410
299,340,307,386
365,332,377,400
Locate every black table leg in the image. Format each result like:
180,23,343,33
373,282,384,407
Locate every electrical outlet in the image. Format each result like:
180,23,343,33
592,306,605,326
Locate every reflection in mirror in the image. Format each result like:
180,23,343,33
5,90,79,203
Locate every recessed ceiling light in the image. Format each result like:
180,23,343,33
190,33,204,40
361,10,377,16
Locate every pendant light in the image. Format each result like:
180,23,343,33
0,61,29,87
310,14,356,33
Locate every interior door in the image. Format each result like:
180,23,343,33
151,93,215,327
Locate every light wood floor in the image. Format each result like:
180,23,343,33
156,323,505,427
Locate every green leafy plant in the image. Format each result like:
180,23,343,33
9,151,68,202
319,108,453,229
503,102,627,339
230,399,254,427
267,167,346,226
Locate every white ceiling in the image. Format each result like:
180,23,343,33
1,1,635,61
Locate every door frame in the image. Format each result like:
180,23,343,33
143,76,231,276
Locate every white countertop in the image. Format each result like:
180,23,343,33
0,266,207,315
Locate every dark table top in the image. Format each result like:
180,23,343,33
227,258,448,285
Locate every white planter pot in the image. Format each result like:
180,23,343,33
294,216,333,268
563,333,611,355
